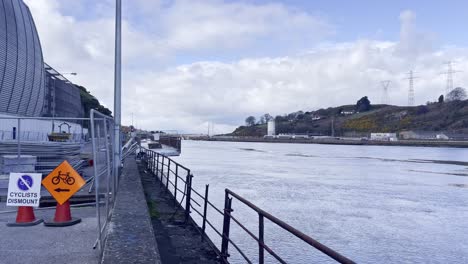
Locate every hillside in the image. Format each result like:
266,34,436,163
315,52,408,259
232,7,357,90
231,100,468,137
77,85,112,118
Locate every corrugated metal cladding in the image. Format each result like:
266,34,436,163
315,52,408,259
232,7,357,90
0,0,45,117
43,72,84,118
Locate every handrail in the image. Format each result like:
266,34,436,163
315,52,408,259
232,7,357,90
226,189,356,264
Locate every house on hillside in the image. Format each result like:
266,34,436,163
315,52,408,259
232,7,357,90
311,115,322,121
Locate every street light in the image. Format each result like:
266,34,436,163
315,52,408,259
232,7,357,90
62,72,77,76
113,0,122,183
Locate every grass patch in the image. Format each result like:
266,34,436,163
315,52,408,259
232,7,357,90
147,200,160,218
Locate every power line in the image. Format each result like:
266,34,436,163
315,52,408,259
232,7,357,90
403,71,419,106
380,80,391,104
441,61,462,96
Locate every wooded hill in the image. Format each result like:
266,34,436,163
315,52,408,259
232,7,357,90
77,85,112,118
231,99,468,137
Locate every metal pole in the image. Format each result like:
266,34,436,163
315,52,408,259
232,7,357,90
166,159,171,191
103,120,112,220
17,119,21,161
259,214,265,264
174,165,178,206
202,184,209,241
113,0,122,185
90,110,102,252
160,156,165,188
184,172,192,223
221,192,232,262
155,154,159,177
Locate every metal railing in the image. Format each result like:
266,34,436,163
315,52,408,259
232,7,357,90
140,147,355,264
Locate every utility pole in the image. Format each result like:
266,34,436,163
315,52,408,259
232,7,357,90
113,0,122,177
380,80,391,104
403,71,419,106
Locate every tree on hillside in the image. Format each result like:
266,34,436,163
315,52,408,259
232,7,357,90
447,87,467,101
263,113,273,122
77,85,112,123
356,96,371,112
438,94,444,103
245,116,256,126
275,115,287,122
258,116,266,124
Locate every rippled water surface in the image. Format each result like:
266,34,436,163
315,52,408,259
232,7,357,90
174,140,468,263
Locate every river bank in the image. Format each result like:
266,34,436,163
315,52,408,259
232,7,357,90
190,137,468,148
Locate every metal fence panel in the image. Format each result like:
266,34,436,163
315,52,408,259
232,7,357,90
90,109,117,254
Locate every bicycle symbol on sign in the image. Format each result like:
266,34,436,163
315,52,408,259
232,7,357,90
51,171,75,185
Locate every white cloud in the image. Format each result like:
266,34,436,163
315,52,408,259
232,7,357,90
25,1,468,134
122,42,468,133
157,0,331,52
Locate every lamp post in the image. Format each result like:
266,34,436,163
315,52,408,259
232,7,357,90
113,0,122,177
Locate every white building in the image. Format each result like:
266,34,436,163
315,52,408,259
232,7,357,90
370,133,398,141
267,120,276,136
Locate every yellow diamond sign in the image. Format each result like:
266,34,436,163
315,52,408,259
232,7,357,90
42,160,85,205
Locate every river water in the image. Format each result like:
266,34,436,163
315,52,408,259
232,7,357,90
174,140,468,264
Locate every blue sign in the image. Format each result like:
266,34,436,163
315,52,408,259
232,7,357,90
17,175,33,191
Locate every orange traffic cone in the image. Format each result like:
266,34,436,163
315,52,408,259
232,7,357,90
7,206,43,226
44,200,81,227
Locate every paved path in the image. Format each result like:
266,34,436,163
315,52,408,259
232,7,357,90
0,206,98,264
0,156,162,264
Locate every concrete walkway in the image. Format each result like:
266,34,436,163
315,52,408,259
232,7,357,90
0,206,99,264
0,157,161,264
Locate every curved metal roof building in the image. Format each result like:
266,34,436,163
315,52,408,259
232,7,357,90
0,0,45,117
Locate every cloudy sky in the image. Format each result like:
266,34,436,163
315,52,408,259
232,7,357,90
25,0,468,133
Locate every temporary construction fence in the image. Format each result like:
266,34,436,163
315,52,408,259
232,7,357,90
0,116,89,177
89,109,120,254
139,147,356,264
0,111,121,258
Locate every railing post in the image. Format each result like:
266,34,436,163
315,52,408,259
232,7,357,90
160,156,165,188
166,159,171,191
201,184,209,241
184,172,193,223
149,151,153,171
155,153,159,177
221,190,233,262
147,151,150,170
174,165,178,206
259,214,265,264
